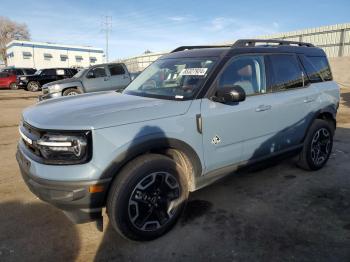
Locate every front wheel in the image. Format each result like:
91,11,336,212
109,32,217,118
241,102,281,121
107,154,189,241
9,82,18,90
297,119,334,170
63,88,81,96
27,81,41,92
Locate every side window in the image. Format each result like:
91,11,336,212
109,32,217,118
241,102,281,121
88,67,106,78
219,55,267,96
15,69,24,75
268,54,305,91
108,64,125,76
24,69,36,75
0,73,8,78
42,69,56,76
307,56,332,81
299,55,323,83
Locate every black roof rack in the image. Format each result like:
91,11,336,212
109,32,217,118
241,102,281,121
171,45,231,53
233,39,315,47
170,39,315,53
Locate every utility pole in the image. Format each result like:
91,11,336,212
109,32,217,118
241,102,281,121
101,16,112,63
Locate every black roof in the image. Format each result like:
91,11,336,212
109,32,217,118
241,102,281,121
162,39,325,59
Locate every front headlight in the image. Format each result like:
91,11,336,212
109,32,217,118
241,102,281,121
48,84,61,93
35,132,91,164
20,76,27,81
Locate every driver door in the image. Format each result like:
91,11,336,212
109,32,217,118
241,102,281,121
201,55,277,173
83,65,111,92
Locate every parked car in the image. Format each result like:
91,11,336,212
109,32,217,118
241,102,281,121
17,68,78,92
17,39,339,241
1,67,37,76
1,67,37,90
39,63,131,100
0,72,17,89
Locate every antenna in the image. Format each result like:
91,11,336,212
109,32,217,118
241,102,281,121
101,16,112,63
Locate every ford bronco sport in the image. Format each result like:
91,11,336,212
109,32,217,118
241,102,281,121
16,39,340,241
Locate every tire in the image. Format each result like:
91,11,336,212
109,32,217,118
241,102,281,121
107,154,189,241
27,81,41,92
62,88,81,96
297,119,334,171
9,82,18,90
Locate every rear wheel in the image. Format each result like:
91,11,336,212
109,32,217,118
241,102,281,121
27,81,40,92
62,88,81,96
297,119,334,170
107,154,189,241
9,82,18,90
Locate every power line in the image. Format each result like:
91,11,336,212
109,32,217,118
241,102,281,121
101,16,112,63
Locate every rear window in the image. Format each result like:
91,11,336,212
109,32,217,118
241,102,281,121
307,56,332,81
109,64,125,76
268,54,305,91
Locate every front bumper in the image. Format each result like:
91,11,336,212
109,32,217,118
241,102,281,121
17,81,28,88
38,92,62,101
16,145,111,223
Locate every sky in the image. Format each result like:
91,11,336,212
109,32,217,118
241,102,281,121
1,0,349,60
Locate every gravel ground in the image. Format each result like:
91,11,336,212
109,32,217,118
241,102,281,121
0,89,349,262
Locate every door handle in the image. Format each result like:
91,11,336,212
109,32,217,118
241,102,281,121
255,105,272,112
303,97,315,103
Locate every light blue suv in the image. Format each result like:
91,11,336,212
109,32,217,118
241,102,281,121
16,39,340,241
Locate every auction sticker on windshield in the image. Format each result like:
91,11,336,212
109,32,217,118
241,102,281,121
180,68,208,76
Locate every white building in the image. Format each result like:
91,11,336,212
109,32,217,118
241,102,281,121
6,40,104,69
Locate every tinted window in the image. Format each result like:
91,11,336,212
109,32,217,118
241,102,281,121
269,54,304,91
109,64,125,76
24,69,36,75
15,69,24,75
307,56,332,81
219,55,267,96
42,69,56,76
89,67,106,78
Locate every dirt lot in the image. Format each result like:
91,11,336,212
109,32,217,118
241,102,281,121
0,89,349,262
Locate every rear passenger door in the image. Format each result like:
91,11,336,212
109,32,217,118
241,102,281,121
261,54,317,153
107,64,131,92
40,69,57,85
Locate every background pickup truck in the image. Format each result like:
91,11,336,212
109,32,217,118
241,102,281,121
40,63,131,100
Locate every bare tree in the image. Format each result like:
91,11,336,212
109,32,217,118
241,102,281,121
0,17,30,66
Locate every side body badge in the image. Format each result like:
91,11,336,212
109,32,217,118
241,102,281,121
211,135,221,145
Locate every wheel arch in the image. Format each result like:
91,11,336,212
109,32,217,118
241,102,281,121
303,105,337,142
101,137,203,195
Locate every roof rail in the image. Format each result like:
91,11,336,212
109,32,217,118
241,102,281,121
233,39,315,48
171,45,231,53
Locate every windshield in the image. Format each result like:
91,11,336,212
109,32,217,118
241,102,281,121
123,57,217,100
73,68,87,78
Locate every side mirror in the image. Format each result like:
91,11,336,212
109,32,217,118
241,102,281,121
214,85,246,103
87,71,95,78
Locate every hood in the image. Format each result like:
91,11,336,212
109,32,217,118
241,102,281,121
43,78,80,87
23,92,192,130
